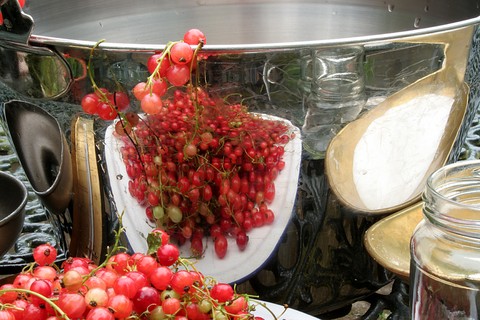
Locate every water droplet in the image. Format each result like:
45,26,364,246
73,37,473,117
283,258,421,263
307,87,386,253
116,174,123,180
414,17,421,28
424,5,429,12
387,4,395,12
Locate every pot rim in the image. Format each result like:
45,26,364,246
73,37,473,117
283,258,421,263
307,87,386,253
28,16,480,52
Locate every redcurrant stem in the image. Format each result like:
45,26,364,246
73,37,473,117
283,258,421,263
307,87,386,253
87,40,107,99
189,42,204,104
175,257,194,271
146,41,176,86
121,120,148,174
87,40,143,167
20,262,35,275
181,42,204,150
87,39,125,128
222,93,243,105
253,300,285,320
0,288,70,319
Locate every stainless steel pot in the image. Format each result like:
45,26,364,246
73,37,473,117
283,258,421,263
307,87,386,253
1,0,479,100
2,0,479,150
1,0,480,316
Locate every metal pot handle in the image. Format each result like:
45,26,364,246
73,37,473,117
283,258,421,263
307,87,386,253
0,0,33,45
0,0,73,99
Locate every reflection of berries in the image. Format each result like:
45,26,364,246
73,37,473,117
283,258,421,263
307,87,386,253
80,88,130,120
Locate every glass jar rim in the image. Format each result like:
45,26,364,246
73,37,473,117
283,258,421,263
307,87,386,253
424,160,480,236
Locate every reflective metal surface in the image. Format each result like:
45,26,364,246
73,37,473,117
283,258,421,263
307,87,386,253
0,0,73,99
0,0,478,101
1,100,73,215
20,0,480,48
0,171,26,258
0,106,69,274
0,0,479,317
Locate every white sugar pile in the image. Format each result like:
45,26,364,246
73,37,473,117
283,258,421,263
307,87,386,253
353,94,454,210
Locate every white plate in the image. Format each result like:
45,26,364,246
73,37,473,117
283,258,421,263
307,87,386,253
251,300,320,320
104,114,302,284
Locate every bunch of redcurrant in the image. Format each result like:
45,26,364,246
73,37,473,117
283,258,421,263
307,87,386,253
81,28,294,259
119,89,292,259
133,28,207,115
0,229,267,319
81,28,206,119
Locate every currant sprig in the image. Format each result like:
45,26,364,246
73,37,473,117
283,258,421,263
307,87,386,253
80,28,293,260
0,224,276,319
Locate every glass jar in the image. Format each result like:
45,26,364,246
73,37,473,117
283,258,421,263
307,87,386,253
302,46,366,156
410,160,480,319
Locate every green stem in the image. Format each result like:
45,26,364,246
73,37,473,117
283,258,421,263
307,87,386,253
0,288,70,319
85,214,127,280
87,40,106,97
146,41,176,86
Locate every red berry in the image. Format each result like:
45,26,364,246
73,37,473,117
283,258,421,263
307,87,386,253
0,310,16,320
81,93,100,114
210,283,234,303
170,42,193,65
33,265,57,282
113,91,130,111
150,266,173,291
214,234,228,259
108,294,133,318
62,269,83,292
132,286,160,314
157,243,180,266
136,256,157,277
166,64,190,86
86,307,115,320
141,93,163,115
236,230,249,251
162,297,181,315
0,284,17,303
29,279,53,305
109,252,132,275
56,293,87,318
97,102,118,120
32,243,57,266
183,28,207,45
9,299,28,320
113,275,137,298
170,270,194,294
147,53,171,77
132,81,149,100
151,228,170,245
